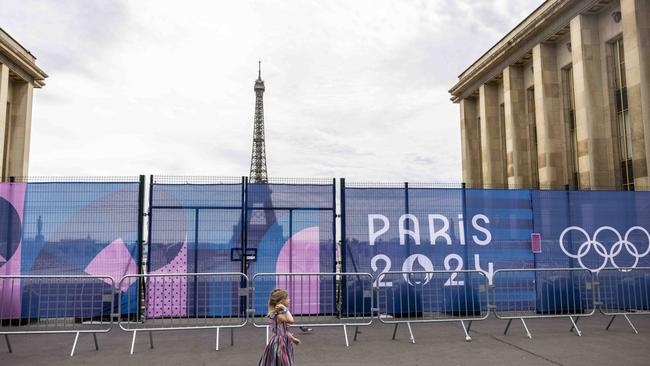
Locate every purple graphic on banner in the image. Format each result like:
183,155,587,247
0,183,26,320
276,227,320,314
146,240,188,317
84,238,137,292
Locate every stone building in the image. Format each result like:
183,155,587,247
0,27,47,180
449,0,650,191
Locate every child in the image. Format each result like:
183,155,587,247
259,288,301,366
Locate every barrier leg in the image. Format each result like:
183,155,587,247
130,330,137,355
460,320,472,342
605,315,616,330
569,315,580,332
607,314,639,334
70,331,80,357
520,319,532,339
216,328,220,351
623,314,639,334
93,333,99,351
353,326,359,341
230,327,234,346
149,330,155,349
569,317,581,337
343,324,349,347
503,319,513,335
4,335,11,353
265,326,269,345
467,320,473,333
407,322,415,344
391,323,399,340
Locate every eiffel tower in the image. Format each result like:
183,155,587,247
250,60,268,183
244,61,278,268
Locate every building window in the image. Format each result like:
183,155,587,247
526,87,539,189
612,38,633,191
562,65,579,189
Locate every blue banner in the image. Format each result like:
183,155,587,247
343,186,650,313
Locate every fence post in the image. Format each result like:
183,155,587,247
404,182,410,251
339,178,346,273
137,175,146,321
461,182,469,268
239,176,248,317
147,175,154,273
339,178,346,315
332,178,337,274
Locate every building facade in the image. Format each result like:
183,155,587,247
449,0,650,190
0,28,47,180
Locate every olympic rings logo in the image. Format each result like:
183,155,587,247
559,226,650,272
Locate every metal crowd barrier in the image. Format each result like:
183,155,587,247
250,272,374,347
118,272,248,355
597,267,650,334
376,270,489,343
0,275,115,356
491,268,595,338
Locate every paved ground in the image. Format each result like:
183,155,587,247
2,314,649,366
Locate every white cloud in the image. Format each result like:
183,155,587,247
1,0,542,181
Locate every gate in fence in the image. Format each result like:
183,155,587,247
148,177,337,322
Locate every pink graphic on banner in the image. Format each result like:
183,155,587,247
0,245,21,319
146,240,188,317
276,227,320,315
0,183,26,320
84,238,138,292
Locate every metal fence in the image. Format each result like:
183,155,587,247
118,272,248,354
251,272,374,347
0,275,115,356
491,268,595,338
597,267,650,334
376,270,489,343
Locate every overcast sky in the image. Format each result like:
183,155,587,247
2,0,542,181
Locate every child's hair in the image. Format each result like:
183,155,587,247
268,288,289,315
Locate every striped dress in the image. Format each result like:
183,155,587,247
259,310,295,366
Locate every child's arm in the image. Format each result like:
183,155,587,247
288,333,301,345
275,304,295,323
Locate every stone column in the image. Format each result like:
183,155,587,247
570,14,616,189
503,65,531,188
0,63,8,179
7,81,33,177
479,83,506,188
533,43,567,188
460,97,482,188
621,0,650,188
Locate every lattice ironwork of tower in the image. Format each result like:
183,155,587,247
249,61,268,183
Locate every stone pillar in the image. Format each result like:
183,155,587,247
533,43,567,188
7,82,33,177
621,0,650,188
479,83,506,188
460,97,482,188
570,14,616,189
503,65,531,188
0,63,8,179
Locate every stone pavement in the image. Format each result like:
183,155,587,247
2,314,648,366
